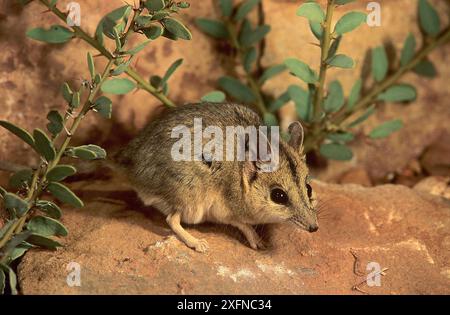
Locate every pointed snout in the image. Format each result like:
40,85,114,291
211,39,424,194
308,224,319,233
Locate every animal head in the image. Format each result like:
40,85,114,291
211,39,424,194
241,122,318,232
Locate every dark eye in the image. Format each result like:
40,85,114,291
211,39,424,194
270,188,289,205
306,183,312,199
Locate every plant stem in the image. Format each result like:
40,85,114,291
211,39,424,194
0,59,115,255
225,21,268,116
313,0,335,123
38,0,176,108
334,26,450,125
303,1,335,153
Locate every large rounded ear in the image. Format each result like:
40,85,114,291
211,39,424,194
288,121,304,151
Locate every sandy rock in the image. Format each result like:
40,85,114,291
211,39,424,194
414,176,450,200
338,167,372,187
421,131,450,177
17,178,450,294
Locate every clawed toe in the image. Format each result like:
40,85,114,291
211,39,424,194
256,238,267,250
249,238,267,250
193,239,209,253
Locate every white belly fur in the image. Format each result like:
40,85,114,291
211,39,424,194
136,189,230,225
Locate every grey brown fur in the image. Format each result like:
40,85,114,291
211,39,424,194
115,102,318,252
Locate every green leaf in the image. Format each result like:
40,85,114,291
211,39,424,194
296,2,325,24
36,200,62,219
27,216,68,237
309,21,323,40
101,78,136,95
145,0,165,11
347,79,362,109
413,59,437,78
2,231,31,257
201,91,226,103
327,54,354,68
323,80,344,112
9,242,33,262
4,193,28,216
87,52,95,79
0,121,35,148
239,19,252,45
46,165,77,182
0,264,18,295
288,85,310,121
162,58,183,86
328,36,342,59
334,11,367,35
263,113,278,127
26,25,74,44
240,25,270,47
348,105,376,128
335,0,356,4
320,143,353,161
46,110,64,136
259,64,287,85
150,75,168,94
218,76,256,103
71,91,80,108
195,18,229,39
142,24,164,40
372,46,388,82
67,148,95,160
61,82,73,103
163,17,192,40
235,0,260,21
243,47,257,72
284,58,317,84
151,11,170,21
113,27,122,50
377,84,417,102
9,169,33,189
68,144,107,160
47,182,84,208
123,40,151,55
418,0,440,37
26,233,62,250
100,5,132,39
136,15,153,28
327,132,355,143
95,20,104,46
105,5,132,21
93,96,113,119
369,119,403,139
162,27,178,40
400,33,416,67
268,91,291,112
219,0,234,17
33,129,56,162
111,59,132,76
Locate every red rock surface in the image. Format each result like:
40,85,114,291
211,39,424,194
17,178,450,294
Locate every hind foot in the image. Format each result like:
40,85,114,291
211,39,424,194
166,212,208,253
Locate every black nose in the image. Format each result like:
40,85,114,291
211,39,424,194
308,225,319,233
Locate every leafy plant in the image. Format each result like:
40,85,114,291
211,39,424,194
0,0,192,294
197,0,450,161
196,0,287,126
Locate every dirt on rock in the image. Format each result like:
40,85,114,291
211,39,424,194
16,178,450,295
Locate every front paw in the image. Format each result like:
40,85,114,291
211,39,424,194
249,237,267,250
192,239,209,253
